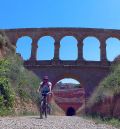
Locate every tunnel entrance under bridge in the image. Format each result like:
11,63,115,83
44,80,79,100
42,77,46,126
66,107,76,116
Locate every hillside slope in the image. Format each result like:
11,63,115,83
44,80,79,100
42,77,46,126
87,60,120,118
0,30,40,116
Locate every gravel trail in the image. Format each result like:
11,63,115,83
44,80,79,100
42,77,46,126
0,115,118,129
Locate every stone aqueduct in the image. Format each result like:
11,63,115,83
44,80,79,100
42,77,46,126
4,28,120,113
4,28,120,62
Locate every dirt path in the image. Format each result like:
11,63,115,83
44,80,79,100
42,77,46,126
0,115,118,129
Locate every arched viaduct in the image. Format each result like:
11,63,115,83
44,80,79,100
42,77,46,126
4,27,120,113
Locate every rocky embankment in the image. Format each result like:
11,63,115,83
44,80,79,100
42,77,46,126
13,97,39,115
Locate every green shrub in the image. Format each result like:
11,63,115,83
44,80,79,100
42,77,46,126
107,118,120,127
0,58,10,77
0,107,14,116
0,96,4,107
0,77,15,108
0,77,15,116
83,115,120,128
0,55,40,102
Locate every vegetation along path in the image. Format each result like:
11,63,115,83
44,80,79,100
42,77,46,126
0,115,118,129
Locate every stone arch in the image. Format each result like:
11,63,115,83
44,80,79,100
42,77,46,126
83,36,100,61
60,36,78,60
37,36,55,60
52,73,83,88
106,37,120,61
16,36,32,60
54,78,81,90
52,74,85,115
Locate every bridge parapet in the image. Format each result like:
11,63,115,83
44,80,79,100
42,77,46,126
24,60,113,68
4,27,120,62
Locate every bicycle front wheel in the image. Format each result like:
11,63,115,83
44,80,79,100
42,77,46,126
44,101,47,118
40,101,43,119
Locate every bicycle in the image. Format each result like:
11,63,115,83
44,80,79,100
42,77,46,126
40,92,52,119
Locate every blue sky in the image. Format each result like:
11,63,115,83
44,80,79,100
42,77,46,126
58,78,80,84
1,0,120,29
1,0,120,83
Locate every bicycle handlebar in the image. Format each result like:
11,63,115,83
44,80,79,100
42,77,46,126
47,92,53,95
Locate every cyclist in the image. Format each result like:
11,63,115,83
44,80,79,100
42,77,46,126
37,76,52,118
38,76,52,95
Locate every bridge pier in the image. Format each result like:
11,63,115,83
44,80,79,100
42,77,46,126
30,38,38,60
53,39,60,60
77,38,84,61
100,37,107,63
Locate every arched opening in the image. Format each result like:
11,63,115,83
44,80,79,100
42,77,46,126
60,36,78,60
83,36,100,61
37,36,55,60
106,37,120,61
52,78,85,115
16,36,32,60
54,78,81,90
66,107,76,116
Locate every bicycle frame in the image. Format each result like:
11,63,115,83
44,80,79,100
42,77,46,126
40,94,48,118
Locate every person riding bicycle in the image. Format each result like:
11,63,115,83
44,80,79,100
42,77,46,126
37,76,52,96
37,76,52,118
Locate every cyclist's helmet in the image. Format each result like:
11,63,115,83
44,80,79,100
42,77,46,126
43,76,48,80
